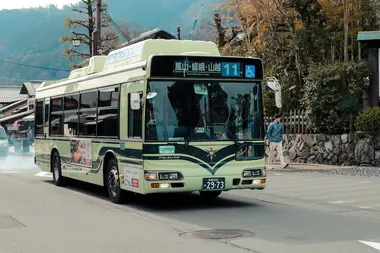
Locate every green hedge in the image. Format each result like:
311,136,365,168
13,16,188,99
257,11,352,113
355,107,380,133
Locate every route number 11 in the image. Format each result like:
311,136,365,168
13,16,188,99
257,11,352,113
221,62,240,77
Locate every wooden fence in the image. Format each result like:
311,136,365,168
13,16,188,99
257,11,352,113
264,109,313,134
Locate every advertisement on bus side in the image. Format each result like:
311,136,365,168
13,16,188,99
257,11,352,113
70,138,92,167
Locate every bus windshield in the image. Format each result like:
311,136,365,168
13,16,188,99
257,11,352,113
145,80,263,142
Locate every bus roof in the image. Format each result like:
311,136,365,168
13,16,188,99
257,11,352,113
104,39,220,70
37,39,221,90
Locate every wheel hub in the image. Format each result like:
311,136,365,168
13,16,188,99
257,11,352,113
108,167,119,197
54,158,59,181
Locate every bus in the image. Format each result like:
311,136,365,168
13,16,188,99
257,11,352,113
34,39,267,203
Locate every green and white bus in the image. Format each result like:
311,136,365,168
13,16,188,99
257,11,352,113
34,39,267,203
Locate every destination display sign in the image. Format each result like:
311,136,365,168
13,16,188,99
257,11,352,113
149,56,263,79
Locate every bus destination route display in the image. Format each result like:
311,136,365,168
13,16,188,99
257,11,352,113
150,56,263,79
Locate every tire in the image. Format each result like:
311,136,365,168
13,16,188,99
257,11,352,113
52,152,66,186
199,190,222,198
106,158,125,204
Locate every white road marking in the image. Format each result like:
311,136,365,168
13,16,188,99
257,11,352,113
328,200,357,204
358,206,373,209
35,172,52,177
359,240,380,251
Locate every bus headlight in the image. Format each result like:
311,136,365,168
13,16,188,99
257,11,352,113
159,173,169,180
243,170,252,177
158,172,183,180
144,172,157,181
145,171,183,181
242,168,263,178
169,172,180,180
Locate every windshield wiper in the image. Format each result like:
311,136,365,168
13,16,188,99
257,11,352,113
223,121,244,148
182,113,206,148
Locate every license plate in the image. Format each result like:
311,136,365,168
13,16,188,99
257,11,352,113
202,177,225,190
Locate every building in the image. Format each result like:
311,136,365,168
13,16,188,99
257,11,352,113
0,81,42,134
118,28,176,48
0,85,27,109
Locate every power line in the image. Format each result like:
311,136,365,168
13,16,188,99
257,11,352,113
0,59,71,72
0,75,29,82
102,10,130,41
102,10,125,38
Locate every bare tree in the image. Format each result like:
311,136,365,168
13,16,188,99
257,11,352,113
59,0,119,68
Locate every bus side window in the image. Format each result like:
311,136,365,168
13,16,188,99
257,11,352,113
44,100,50,129
97,86,119,138
50,97,63,136
128,93,142,138
35,100,44,136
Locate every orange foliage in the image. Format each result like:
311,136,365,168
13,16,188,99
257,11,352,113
220,0,282,51
218,0,308,53
218,0,364,56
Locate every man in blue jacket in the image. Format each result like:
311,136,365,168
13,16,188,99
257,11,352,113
267,114,288,169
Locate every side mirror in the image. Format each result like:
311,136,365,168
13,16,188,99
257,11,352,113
130,93,141,110
146,92,157,100
266,77,282,109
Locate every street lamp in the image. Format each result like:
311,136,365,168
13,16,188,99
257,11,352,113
72,35,81,47
71,30,84,47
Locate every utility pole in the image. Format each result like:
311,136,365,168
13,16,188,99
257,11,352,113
92,0,102,56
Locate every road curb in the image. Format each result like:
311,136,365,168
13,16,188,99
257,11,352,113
269,165,380,172
270,168,335,172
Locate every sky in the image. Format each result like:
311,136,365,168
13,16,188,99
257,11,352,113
0,0,80,10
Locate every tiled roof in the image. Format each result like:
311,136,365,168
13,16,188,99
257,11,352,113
20,81,43,96
118,28,176,48
0,85,27,103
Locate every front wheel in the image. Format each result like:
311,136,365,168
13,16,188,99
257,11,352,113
199,190,222,198
106,158,125,204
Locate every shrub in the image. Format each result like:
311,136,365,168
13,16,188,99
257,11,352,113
302,61,368,134
355,107,380,133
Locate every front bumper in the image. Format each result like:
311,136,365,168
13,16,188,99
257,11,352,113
141,175,266,194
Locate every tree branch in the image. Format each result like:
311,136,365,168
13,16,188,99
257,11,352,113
66,19,92,29
61,0,119,63
72,8,88,15
69,48,91,58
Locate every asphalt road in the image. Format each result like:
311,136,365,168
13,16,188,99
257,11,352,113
1,155,380,253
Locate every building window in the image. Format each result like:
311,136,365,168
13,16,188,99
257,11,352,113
128,93,142,138
35,100,43,136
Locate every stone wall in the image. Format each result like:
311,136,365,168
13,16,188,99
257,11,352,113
265,133,380,166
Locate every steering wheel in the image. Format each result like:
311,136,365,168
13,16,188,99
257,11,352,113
236,146,248,157
214,132,227,140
